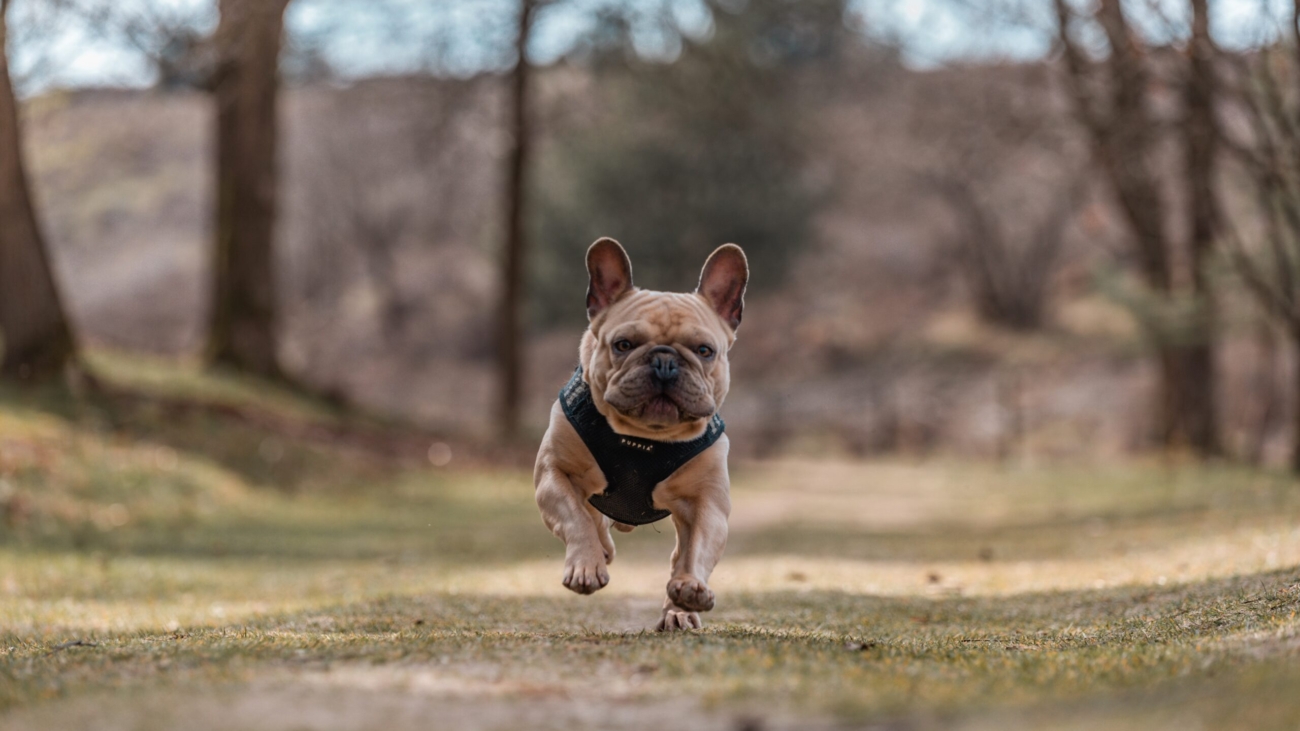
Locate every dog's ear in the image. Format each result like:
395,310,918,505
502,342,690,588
697,244,748,331
586,238,634,320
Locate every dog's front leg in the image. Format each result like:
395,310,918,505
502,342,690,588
536,466,611,595
658,482,730,630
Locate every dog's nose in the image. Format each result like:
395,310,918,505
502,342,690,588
648,346,679,384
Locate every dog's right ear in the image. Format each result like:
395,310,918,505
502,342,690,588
586,238,634,320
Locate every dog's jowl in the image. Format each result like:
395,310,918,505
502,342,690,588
533,238,748,631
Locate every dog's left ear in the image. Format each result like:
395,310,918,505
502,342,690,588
697,244,748,331
587,237,634,320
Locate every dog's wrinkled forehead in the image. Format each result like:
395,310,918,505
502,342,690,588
596,290,733,348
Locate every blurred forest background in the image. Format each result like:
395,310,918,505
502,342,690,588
5,0,1300,467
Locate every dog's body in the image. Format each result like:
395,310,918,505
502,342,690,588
534,239,748,630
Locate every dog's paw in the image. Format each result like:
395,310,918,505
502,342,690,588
562,552,609,595
656,604,702,631
666,575,714,612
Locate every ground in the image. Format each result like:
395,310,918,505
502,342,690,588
1,354,1299,730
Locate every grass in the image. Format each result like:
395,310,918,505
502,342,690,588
1,354,1299,730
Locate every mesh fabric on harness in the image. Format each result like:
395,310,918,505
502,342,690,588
559,366,725,526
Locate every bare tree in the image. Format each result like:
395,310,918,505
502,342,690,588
206,0,293,378
290,75,485,369
929,175,1083,330
306,125,415,347
0,0,75,381
496,0,542,438
1217,2,1300,471
1053,0,1221,455
7,0,78,94
59,0,217,90
914,62,1085,331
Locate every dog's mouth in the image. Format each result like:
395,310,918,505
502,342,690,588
605,375,716,429
630,391,716,428
639,395,681,424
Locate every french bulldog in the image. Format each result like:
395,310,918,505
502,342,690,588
533,238,748,630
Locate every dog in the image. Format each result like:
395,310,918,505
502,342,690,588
534,238,748,631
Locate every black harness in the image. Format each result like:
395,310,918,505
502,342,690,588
559,366,725,526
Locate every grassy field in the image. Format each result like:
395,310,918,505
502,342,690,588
1,355,1299,730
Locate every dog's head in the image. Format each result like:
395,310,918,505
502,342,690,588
578,238,748,441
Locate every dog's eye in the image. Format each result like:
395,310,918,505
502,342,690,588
613,339,634,353
696,345,715,359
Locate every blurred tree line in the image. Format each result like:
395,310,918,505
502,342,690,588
0,0,855,437
8,0,1300,469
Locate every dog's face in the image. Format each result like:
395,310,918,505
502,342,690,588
579,238,748,441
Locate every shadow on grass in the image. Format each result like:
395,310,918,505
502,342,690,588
8,492,1296,567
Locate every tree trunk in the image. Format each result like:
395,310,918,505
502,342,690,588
1180,0,1221,456
495,0,536,438
1155,348,1181,447
0,0,74,381
1092,0,1172,293
1248,322,1279,465
1090,0,1186,450
1054,0,1220,456
1166,343,1217,454
1293,334,1300,473
206,0,291,378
